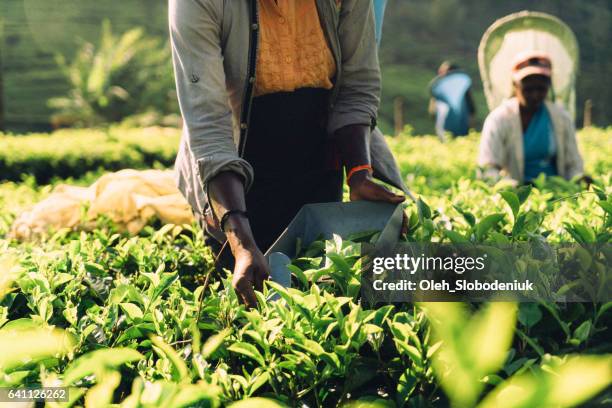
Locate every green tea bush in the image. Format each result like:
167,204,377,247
0,185,610,406
0,128,610,407
0,127,180,183
388,126,611,195
2,126,609,188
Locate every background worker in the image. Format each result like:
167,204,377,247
428,61,476,141
478,52,586,184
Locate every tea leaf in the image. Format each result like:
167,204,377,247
151,271,179,303
63,348,143,385
84,371,121,408
547,355,612,406
0,327,74,373
598,200,612,215
167,381,222,407
119,303,143,321
476,213,505,241
468,303,517,374
444,229,470,243
227,342,265,367
417,197,432,222
516,185,533,205
518,303,542,329
228,398,287,408
571,320,592,345
201,328,231,359
500,191,520,221
151,335,190,382
396,370,418,407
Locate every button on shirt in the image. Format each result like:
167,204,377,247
255,0,337,96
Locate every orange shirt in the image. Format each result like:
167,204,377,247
255,0,337,96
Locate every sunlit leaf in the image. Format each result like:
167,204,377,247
228,397,287,408
468,303,517,373
478,355,612,408
201,328,231,359
227,342,265,367
476,213,506,241
84,371,121,408
500,191,520,221
63,348,143,385
0,327,74,373
150,335,190,382
119,302,144,321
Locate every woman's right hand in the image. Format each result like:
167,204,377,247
208,171,270,308
224,214,270,309
231,243,270,309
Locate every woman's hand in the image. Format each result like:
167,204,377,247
348,170,405,204
209,171,269,308
334,124,405,205
349,170,408,236
231,243,270,309
224,214,270,309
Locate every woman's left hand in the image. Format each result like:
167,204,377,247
349,171,405,204
349,171,408,236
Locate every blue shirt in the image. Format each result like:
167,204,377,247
373,0,388,46
431,72,472,137
523,105,557,182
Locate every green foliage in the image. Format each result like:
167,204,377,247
62,348,144,385
0,127,180,183
0,127,610,406
388,126,611,195
48,20,178,128
423,302,517,407
478,354,612,408
0,326,74,376
1,125,608,188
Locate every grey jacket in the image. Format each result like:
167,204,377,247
169,0,410,220
478,98,584,183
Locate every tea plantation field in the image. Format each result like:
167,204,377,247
0,127,611,407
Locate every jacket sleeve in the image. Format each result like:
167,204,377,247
327,0,381,134
169,0,254,196
478,112,506,180
562,113,584,179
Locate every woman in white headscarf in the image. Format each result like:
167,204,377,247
478,51,587,185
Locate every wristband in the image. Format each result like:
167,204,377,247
220,209,248,232
346,164,373,185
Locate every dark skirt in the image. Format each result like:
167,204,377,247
204,87,343,268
